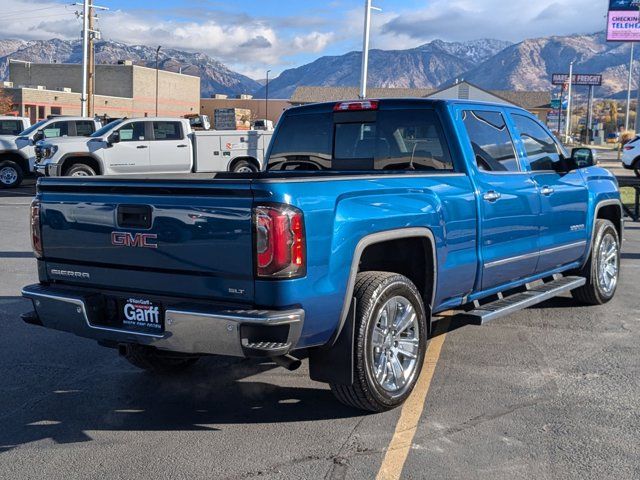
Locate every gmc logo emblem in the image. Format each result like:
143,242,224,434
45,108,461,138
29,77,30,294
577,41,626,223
111,232,158,249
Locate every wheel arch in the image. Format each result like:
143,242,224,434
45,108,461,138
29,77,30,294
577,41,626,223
0,150,29,173
228,156,260,172
583,199,623,267
333,227,437,346
59,154,103,175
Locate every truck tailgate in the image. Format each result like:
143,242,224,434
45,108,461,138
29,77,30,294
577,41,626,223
38,178,255,302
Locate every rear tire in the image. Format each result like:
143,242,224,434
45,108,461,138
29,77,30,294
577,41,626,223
330,271,428,412
0,160,23,189
571,219,620,305
232,159,258,173
122,345,200,374
64,163,96,177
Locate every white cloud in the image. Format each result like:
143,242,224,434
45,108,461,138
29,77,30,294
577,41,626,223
374,0,609,48
0,0,338,76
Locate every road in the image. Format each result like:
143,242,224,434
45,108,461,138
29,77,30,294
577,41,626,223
0,184,639,480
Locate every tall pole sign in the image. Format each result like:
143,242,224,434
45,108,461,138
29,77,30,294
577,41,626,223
608,1,640,133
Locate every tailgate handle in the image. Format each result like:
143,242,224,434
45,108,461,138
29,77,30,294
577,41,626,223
117,205,153,229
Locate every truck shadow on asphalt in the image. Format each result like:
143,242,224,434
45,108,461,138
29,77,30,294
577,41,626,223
0,182,36,199
0,298,365,452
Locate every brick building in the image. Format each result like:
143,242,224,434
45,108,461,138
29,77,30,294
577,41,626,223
4,61,200,122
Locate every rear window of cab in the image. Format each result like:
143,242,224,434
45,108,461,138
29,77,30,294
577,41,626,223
267,109,453,172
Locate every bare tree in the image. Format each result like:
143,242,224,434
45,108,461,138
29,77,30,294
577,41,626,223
0,89,15,115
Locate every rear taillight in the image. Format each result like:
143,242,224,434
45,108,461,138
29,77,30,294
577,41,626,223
254,204,305,278
30,199,43,259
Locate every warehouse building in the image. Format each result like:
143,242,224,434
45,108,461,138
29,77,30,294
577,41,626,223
289,82,552,121
200,94,289,127
4,61,200,122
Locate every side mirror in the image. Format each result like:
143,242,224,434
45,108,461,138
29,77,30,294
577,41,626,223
108,131,120,145
33,131,44,142
571,148,595,169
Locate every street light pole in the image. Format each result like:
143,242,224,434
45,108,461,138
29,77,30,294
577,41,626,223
358,0,381,99
564,61,574,143
625,43,635,131
265,69,271,123
155,45,161,117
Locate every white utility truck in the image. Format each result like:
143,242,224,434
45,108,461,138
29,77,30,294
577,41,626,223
0,116,101,188
35,117,273,177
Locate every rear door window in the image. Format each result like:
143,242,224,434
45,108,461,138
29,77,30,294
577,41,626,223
0,120,23,136
462,110,519,172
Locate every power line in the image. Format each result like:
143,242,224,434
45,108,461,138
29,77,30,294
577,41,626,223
0,12,75,22
1,4,71,17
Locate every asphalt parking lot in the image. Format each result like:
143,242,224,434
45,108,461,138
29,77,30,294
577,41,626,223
1,180,639,480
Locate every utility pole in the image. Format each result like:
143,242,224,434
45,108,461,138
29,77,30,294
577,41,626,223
265,69,271,122
80,0,89,117
358,0,381,99
564,61,574,144
625,43,635,131
87,0,95,117
75,1,107,117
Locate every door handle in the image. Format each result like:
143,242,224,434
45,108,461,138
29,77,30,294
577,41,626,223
483,191,501,202
541,186,555,196
136,145,148,149
177,144,188,148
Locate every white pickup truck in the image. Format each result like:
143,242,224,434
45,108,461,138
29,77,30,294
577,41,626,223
35,117,274,177
0,116,101,188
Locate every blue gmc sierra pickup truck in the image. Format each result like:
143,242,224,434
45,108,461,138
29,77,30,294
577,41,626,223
22,99,622,412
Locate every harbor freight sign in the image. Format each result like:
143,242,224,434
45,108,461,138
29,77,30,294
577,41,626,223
608,0,640,42
551,74,602,87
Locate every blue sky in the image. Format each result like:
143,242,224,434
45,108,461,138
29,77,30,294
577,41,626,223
0,0,610,78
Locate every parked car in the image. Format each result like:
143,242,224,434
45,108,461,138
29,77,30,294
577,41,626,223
35,118,273,177
22,99,622,412
622,135,640,177
252,119,274,131
0,116,101,188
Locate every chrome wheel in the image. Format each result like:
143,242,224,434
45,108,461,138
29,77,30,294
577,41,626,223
369,295,420,395
0,166,18,185
597,233,619,296
71,170,90,177
235,166,254,173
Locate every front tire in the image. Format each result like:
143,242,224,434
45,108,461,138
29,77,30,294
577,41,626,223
0,160,23,188
572,219,620,305
64,163,96,177
122,345,200,374
331,271,428,412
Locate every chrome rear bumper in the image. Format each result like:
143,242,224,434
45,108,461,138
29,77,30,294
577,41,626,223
22,284,304,357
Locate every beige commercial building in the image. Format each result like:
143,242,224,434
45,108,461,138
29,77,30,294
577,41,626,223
5,61,200,122
200,95,290,128
290,82,552,121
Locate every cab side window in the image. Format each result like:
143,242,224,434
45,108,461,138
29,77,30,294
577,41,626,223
0,120,22,136
119,122,146,142
462,110,519,172
43,121,69,139
511,114,562,171
153,121,183,141
75,121,96,137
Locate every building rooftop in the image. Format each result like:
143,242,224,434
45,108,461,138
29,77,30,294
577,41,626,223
290,83,551,110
